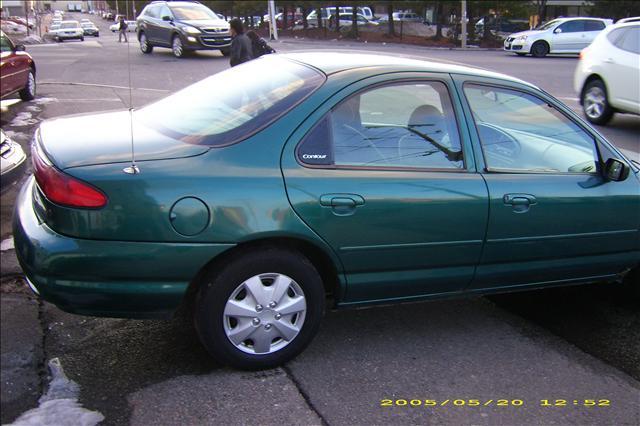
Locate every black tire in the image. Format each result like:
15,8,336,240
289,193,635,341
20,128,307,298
220,48,230,57
194,247,325,370
19,69,36,101
531,41,549,58
621,267,639,300
172,34,185,58
581,79,614,125
139,32,153,53
80,36,84,41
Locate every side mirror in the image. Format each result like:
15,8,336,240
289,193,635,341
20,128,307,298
554,27,562,34
162,15,172,22
14,44,26,51
604,158,629,182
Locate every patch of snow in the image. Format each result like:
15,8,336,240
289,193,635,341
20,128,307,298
9,112,38,127
33,97,59,105
8,358,105,426
1,238,15,251
24,105,42,113
3,130,31,142
20,34,44,45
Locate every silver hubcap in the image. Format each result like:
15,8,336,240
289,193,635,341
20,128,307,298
584,87,606,119
173,38,182,56
223,273,307,355
27,72,35,96
140,35,147,50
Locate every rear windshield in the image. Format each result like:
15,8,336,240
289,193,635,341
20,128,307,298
61,22,79,29
137,57,325,146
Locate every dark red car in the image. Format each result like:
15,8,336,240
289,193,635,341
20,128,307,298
0,30,36,101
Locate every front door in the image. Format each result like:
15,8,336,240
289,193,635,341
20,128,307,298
282,75,489,304
551,20,584,52
460,81,640,290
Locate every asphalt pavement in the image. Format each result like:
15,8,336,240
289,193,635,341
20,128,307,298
1,13,639,426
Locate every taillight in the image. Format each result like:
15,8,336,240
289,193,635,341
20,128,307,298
32,143,107,209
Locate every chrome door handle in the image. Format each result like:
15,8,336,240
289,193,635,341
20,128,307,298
320,193,365,216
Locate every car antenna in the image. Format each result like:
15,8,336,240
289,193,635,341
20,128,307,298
123,0,139,175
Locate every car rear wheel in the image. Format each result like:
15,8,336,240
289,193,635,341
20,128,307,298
139,32,153,53
582,79,613,125
19,70,36,101
194,248,325,370
172,35,184,58
531,41,549,58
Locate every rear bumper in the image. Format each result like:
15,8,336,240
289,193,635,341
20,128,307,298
13,177,235,318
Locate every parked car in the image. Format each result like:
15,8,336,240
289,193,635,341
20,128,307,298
1,130,27,194
136,0,231,58
574,20,640,124
13,53,639,370
6,16,35,29
379,12,423,23
110,20,137,32
329,13,379,28
0,30,36,101
504,17,612,57
306,6,373,27
475,17,528,35
81,22,99,37
54,21,84,42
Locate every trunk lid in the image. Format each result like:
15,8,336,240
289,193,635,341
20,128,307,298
38,110,209,170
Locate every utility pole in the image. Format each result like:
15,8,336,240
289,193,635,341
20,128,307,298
24,1,30,37
461,0,467,48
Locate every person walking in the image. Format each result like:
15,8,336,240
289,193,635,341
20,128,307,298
246,30,276,58
228,18,252,67
118,16,128,43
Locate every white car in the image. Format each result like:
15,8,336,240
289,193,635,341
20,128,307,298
574,20,640,124
504,17,612,57
55,21,84,42
379,12,423,23
110,21,137,32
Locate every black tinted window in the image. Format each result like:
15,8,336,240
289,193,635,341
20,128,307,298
297,116,333,166
0,34,13,52
584,20,605,31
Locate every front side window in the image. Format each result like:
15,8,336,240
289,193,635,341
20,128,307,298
138,57,325,146
464,84,598,173
298,81,464,170
159,5,172,19
558,20,584,33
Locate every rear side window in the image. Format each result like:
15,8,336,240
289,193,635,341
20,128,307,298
138,57,325,146
298,81,464,170
463,84,598,174
584,20,605,31
619,26,640,53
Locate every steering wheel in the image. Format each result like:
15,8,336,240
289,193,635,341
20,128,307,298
342,124,389,165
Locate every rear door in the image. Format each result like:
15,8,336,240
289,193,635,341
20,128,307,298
458,79,640,290
281,73,489,304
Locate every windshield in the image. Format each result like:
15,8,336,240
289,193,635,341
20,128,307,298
170,4,220,21
537,19,560,30
137,57,325,146
61,22,79,29
81,23,94,27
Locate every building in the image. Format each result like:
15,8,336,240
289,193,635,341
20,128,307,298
0,0,25,17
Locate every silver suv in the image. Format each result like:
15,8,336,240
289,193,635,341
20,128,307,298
504,17,612,57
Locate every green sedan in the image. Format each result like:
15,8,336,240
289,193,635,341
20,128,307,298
13,53,640,370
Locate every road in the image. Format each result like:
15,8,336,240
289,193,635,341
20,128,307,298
1,14,639,426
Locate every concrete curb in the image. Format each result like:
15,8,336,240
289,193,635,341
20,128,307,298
275,36,503,52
